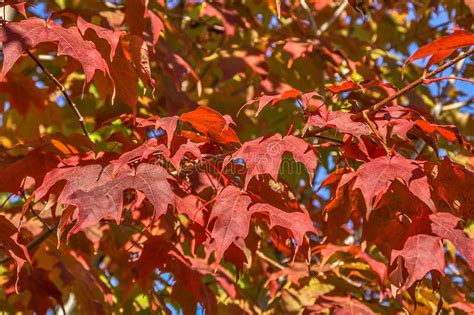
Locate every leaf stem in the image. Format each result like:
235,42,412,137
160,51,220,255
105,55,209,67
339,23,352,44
26,50,91,140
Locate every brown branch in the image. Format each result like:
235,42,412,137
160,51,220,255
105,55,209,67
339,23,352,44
307,48,474,138
307,134,343,144
27,50,91,140
353,48,474,120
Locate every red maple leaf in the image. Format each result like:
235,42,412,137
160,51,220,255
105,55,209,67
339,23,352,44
180,106,240,145
339,155,435,216
406,30,474,68
0,18,109,82
224,134,317,189
208,186,252,263
390,234,445,290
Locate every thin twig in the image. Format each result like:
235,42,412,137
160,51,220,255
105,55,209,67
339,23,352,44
307,134,343,144
315,0,348,37
300,0,318,36
442,98,473,112
26,50,91,140
362,110,391,155
0,193,14,209
414,56,469,157
256,250,285,270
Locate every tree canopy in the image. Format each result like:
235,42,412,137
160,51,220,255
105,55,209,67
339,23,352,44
0,0,474,314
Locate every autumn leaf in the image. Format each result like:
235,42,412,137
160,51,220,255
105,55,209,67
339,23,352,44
339,155,435,216
303,105,371,139
415,119,459,143
34,163,174,234
224,134,317,189
180,106,240,145
209,186,252,263
0,215,31,276
390,234,445,290
0,149,59,193
430,212,474,269
0,18,109,82
406,30,474,68
242,89,302,116
250,203,317,246
77,16,123,61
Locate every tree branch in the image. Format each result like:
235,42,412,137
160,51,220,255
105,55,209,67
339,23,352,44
305,49,473,139
442,98,473,112
315,0,348,37
27,50,91,140
353,48,474,120
299,0,318,36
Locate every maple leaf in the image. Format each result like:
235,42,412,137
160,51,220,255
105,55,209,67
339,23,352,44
6,268,63,314
133,235,218,314
180,106,240,145
282,39,317,68
130,35,155,88
429,212,474,269
155,116,180,147
99,48,139,110
188,257,237,299
174,194,206,226
110,138,169,174
250,203,317,246
77,17,123,61
406,30,474,68
428,159,474,219
137,116,180,148
373,106,414,141
339,155,435,216
124,0,147,37
34,163,174,234
390,234,445,289
0,149,59,193
33,164,104,205
224,134,317,189
0,18,109,82
133,235,188,286
326,79,395,95
0,215,31,276
146,11,164,47
209,186,252,263
170,141,201,171
307,0,333,11
414,120,459,143
242,89,302,116
303,105,371,139
67,164,174,233
0,1,29,18
0,73,48,116
326,80,361,94
216,48,268,82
